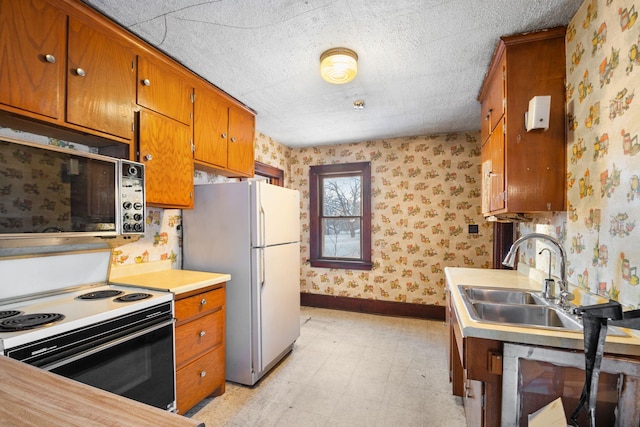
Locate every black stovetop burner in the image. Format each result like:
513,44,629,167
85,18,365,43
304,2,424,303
114,293,152,303
0,313,65,332
76,290,124,300
0,310,22,320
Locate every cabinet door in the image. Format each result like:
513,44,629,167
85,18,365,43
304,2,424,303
481,139,492,215
193,86,229,168
488,120,505,213
0,0,65,119
139,109,193,208
67,17,135,139
480,54,506,142
137,56,193,125
464,378,484,427
226,104,255,176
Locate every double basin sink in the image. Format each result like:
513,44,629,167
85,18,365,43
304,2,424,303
459,285,627,336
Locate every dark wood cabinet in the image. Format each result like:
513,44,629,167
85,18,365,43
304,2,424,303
447,295,503,427
478,27,566,218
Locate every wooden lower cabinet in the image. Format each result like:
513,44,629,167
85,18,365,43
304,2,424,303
448,298,502,427
174,285,226,414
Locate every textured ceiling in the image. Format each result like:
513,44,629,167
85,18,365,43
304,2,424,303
82,0,583,147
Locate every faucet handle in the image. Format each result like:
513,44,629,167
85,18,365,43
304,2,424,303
558,289,575,310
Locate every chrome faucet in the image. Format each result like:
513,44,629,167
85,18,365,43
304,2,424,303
502,233,573,310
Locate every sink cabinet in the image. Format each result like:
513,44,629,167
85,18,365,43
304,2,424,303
478,27,566,218
447,291,503,427
174,284,226,414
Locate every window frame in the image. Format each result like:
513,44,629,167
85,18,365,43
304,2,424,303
309,162,372,270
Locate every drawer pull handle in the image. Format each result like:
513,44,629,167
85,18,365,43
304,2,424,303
142,78,151,86
75,68,86,77
200,371,207,378
200,298,207,305
199,330,206,337
45,54,56,63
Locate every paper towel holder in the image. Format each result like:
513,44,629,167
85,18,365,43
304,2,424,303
524,95,551,132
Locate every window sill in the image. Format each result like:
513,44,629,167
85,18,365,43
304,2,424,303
309,259,373,271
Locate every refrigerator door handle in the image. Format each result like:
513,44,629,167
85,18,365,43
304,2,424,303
259,205,266,247
260,247,266,286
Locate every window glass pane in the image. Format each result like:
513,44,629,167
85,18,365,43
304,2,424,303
321,218,361,258
322,176,362,217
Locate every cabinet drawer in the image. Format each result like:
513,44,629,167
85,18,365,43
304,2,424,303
175,310,224,368
176,345,225,414
175,288,224,322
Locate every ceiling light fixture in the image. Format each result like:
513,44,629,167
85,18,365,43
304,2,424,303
353,100,365,109
320,47,358,84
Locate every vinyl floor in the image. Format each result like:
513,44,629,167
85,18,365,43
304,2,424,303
185,306,466,427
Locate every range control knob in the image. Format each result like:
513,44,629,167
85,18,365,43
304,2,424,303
123,201,132,210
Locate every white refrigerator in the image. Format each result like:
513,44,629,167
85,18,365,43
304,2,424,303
182,181,301,385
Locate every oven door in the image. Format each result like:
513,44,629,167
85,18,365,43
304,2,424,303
43,320,175,411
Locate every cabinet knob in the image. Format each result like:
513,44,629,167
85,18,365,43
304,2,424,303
44,54,56,64
200,298,207,305
199,330,206,337
221,133,227,139
75,68,86,77
200,371,207,378
230,137,236,143
143,154,153,161
142,79,151,86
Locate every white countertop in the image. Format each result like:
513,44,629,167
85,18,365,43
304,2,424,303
445,267,640,357
109,260,230,295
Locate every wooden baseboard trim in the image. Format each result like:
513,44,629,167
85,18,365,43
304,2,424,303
300,293,445,321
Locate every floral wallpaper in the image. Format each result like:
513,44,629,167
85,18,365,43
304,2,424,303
289,133,493,305
517,0,640,308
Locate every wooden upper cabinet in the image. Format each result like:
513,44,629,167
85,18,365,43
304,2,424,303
67,16,135,140
478,27,566,218
139,109,194,208
137,56,193,125
193,85,255,178
227,104,255,176
487,119,505,213
0,0,65,120
193,85,229,168
480,54,505,144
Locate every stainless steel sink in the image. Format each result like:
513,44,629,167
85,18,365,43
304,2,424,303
469,301,583,331
461,286,546,305
458,285,629,336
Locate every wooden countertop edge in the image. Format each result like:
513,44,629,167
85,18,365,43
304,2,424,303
445,267,640,357
0,356,204,427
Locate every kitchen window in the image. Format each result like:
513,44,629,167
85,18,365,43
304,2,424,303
309,162,372,270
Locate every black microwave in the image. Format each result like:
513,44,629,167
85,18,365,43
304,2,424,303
0,137,145,239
